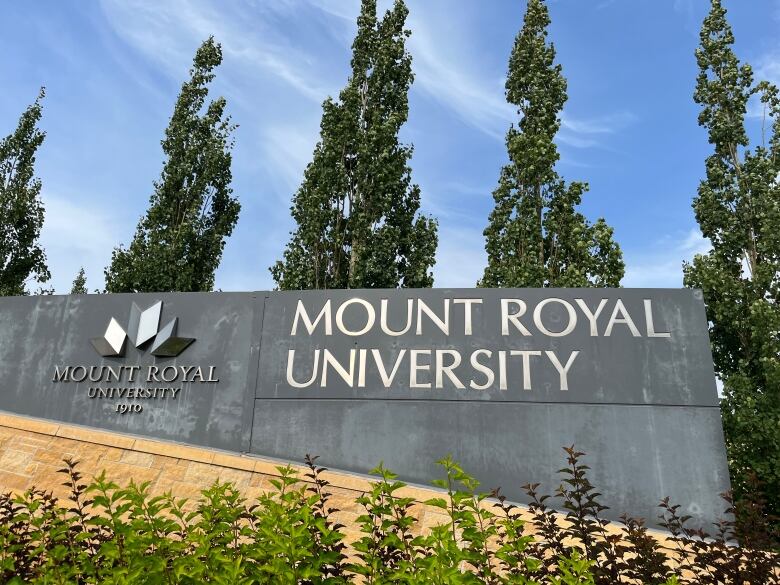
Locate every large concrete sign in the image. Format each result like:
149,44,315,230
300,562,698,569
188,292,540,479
0,293,261,452
0,289,728,528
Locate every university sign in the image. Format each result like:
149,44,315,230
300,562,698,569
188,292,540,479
282,296,670,392
0,289,728,529
51,363,219,415
51,300,216,414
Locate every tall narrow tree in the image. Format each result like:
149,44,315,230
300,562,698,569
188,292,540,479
70,267,87,294
105,37,240,293
271,0,437,290
0,89,51,296
480,0,623,288
684,0,780,517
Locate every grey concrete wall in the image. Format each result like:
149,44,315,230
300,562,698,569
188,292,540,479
252,288,727,528
0,293,262,453
0,288,728,529
257,289,718,406
251,401,728,528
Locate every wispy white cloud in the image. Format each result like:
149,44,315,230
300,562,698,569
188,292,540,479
739,50,780,126
406,3,634,147
673,0,699,33
680,229,710,255
407,9,512,141
433,226,486,288
98,0,338,102
673,0,695,16
743,14,780,120
260,125,319,196
623,228,710,288
39,191,122,293
306,0,360,24
758,55,780,84
561,111,636,136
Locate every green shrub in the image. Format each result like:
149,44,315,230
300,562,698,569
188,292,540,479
0,448,776,584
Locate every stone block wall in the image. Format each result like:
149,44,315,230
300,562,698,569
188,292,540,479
0,411,671,548
0,412,453,542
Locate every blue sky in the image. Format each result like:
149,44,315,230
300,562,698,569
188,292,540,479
1,0,778,293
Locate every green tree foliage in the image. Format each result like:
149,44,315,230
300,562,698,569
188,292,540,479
0,89,50,296
104,37,240,293
683,0,780,519
70,267,87,294
480,0,623,288
2,451,775,584
271,0,438,290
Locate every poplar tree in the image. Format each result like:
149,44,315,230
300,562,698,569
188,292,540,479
480,0,623,288
0,89,51,296
105,38,240,293
271,0,437,290
684,0,780,516
70,267,87,294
